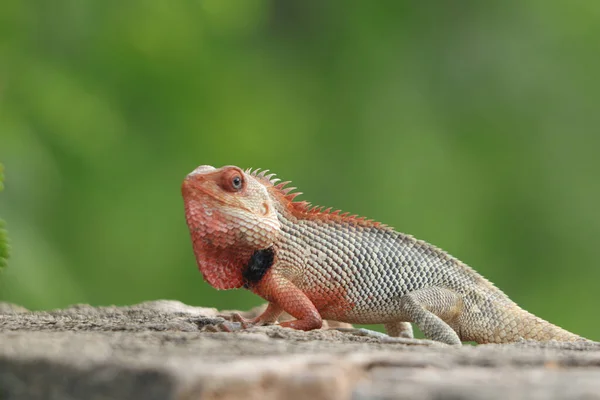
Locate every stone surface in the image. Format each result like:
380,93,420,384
1,300,599,400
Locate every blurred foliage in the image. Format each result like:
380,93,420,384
0,163,8,270
0,1,599,339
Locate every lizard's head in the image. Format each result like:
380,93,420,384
181,165,281,289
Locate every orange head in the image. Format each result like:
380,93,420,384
181,165,281,289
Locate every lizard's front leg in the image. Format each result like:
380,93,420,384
252,269,323,331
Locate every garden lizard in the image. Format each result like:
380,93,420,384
182,165,591,345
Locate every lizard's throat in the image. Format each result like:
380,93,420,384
191,243,253,290
183,200,246,289
183,199,279,289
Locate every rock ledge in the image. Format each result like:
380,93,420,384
1,300,599,400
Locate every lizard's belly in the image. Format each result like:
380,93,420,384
318,298,407,324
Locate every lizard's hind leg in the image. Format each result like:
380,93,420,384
400,287,463,345
384,321,414,339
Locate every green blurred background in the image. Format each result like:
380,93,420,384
0,1,599,339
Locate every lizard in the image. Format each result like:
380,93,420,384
181,165,592,345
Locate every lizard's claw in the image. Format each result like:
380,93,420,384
227,312,254,329
222,312,277,327
201,318,244,332
204,312,273,332
216,312,262,328
202,321,239,332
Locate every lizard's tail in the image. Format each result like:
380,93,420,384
514,308,588,343
462,298,589,343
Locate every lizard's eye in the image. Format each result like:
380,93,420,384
221,169,245,192
231,175,243,190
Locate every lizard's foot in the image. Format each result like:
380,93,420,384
331,327,449,346
202,312,273,332
332,327,389,338
218,312,255,329
380,336,451,346
202,320,242,332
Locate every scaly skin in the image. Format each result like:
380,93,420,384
182,165,590,345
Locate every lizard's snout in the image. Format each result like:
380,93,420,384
182,165,217,199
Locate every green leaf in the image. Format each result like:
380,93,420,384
0,163,9,270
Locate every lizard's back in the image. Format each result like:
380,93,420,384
275,208,586,343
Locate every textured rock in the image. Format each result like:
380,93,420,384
1,300,599,400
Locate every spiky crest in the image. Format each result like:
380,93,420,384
247,168,389,229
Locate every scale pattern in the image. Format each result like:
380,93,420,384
271,206,586,343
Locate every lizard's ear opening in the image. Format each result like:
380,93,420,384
260,203,269,215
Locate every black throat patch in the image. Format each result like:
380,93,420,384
242,247,275,288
